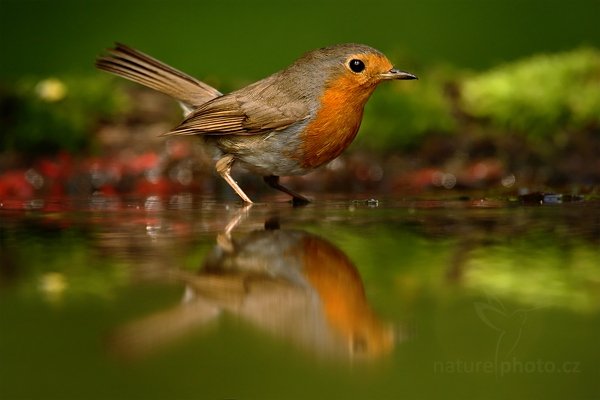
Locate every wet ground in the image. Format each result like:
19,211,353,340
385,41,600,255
1,194,599,399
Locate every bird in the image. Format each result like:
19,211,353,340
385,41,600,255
96,43,417,204
109,218,394,361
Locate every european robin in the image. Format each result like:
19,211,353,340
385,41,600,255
111,219,393,360
96,43,417,204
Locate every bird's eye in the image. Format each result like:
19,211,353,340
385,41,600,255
349,59,365,73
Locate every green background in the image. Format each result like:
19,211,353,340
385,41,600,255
1,0,599,81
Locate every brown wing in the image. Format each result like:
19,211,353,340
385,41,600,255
162,75,310,136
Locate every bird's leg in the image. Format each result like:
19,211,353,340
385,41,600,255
215,154,253,204
217,203,253,252
263,175,310,205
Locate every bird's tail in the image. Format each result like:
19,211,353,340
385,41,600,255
95,43,221,110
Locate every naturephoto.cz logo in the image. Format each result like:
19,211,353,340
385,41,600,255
433,295,581,377
433,358,581,376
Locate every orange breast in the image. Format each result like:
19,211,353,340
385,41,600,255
299,75,376,169
300,235,368,334
300,235,394,357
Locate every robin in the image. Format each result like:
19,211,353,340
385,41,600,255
96,43,417,204
111,219,394,361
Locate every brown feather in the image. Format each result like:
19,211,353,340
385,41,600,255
162,75,310,137
95,43,221,108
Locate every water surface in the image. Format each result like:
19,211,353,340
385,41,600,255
1,195,599,399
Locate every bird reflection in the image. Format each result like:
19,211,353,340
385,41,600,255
111,217,394,361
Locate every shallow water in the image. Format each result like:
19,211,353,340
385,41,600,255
1,195,599,399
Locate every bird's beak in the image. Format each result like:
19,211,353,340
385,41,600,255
380,68,418,80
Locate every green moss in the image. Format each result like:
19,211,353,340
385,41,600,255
460,48,600,138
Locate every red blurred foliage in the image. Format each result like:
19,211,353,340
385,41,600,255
0,170,34,198
135,177,173,195
127,152,160,175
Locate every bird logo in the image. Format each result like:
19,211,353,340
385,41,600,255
474,294,543,376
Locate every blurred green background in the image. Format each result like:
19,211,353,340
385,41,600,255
2,0,599,78
1,0,599,193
